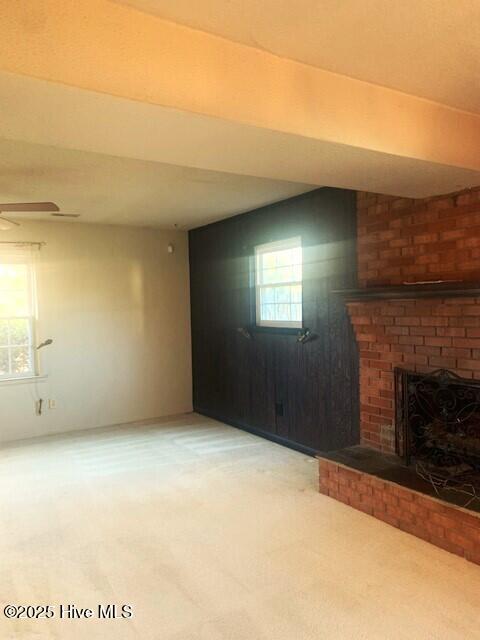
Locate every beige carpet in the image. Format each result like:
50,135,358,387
0,413,479,639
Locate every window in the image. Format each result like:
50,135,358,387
255,236,302,328
0,248,37,379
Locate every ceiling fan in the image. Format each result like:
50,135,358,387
0,202,80,230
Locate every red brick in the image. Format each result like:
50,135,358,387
374,508,399,527
462,305,480,316
421,317,449,327
435,304,463,317
456,359,480,371
455,317,480,327
398,336,424,346
381,306,406,316
385,326,409,336
368,360,393,371
429,511,458,530
401,500,428,519
445,528,478,553
428,356,457,368
403,353,428,366
436,327,466,337
341,466,363,482
453,338,480,348
399,521,430,540
413,233,438,244
395,316,421,326
441,347,471,358
368,477,386,491
465,551,480,565
424,521,445,539
360,403,381,415
391,485,413,500
396,344,415,355
466,328,480,337
425,336,451,347
368,396,392,410
378,389,394,400
415,345,441,356
409,326,436,337
429,535,465,558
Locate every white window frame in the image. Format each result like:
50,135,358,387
255,236,303,329
0,251,38,380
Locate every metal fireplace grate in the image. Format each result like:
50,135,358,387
395,367,480,508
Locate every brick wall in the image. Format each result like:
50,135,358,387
357,187,480,287
319,457,480,565
348,297,480,452
353,187,480,452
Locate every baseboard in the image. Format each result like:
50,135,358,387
194,407,317,457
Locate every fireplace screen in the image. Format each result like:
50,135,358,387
395,368,480,507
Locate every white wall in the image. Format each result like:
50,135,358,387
0,220,192,443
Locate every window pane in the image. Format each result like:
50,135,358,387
0,319,8,346
260,287,275,304
277,304,291,321
261,265,294,284
261,303,301,323
291,285,302,303
0,347,9,375
262,253,276,270
9,318,30,345
0,264,28,291
273,248,294,267
275,286,291,304
11,346,32,375
0,290,29,317
260,304,275,321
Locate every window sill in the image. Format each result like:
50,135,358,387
251,325,308,336
0,374,48,387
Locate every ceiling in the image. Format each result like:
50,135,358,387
0,138,314,229
114,0,480,114
1,2,480,230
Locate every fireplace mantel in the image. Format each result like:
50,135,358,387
333,282,480,301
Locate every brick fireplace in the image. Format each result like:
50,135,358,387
353,188,480,450
318,188,480,565
349,295,480,453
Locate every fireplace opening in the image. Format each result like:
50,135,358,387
395,368,480,508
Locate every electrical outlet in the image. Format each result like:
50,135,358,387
48,399,57,410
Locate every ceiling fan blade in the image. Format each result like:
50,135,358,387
51,213,80,218
0,202,59,212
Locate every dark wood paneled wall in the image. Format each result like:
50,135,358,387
189,188,359,454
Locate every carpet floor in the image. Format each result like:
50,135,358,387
1,413,479,639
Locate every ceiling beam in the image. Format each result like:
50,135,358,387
1,1,480,196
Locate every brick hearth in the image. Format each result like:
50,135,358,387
319,456,480,565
